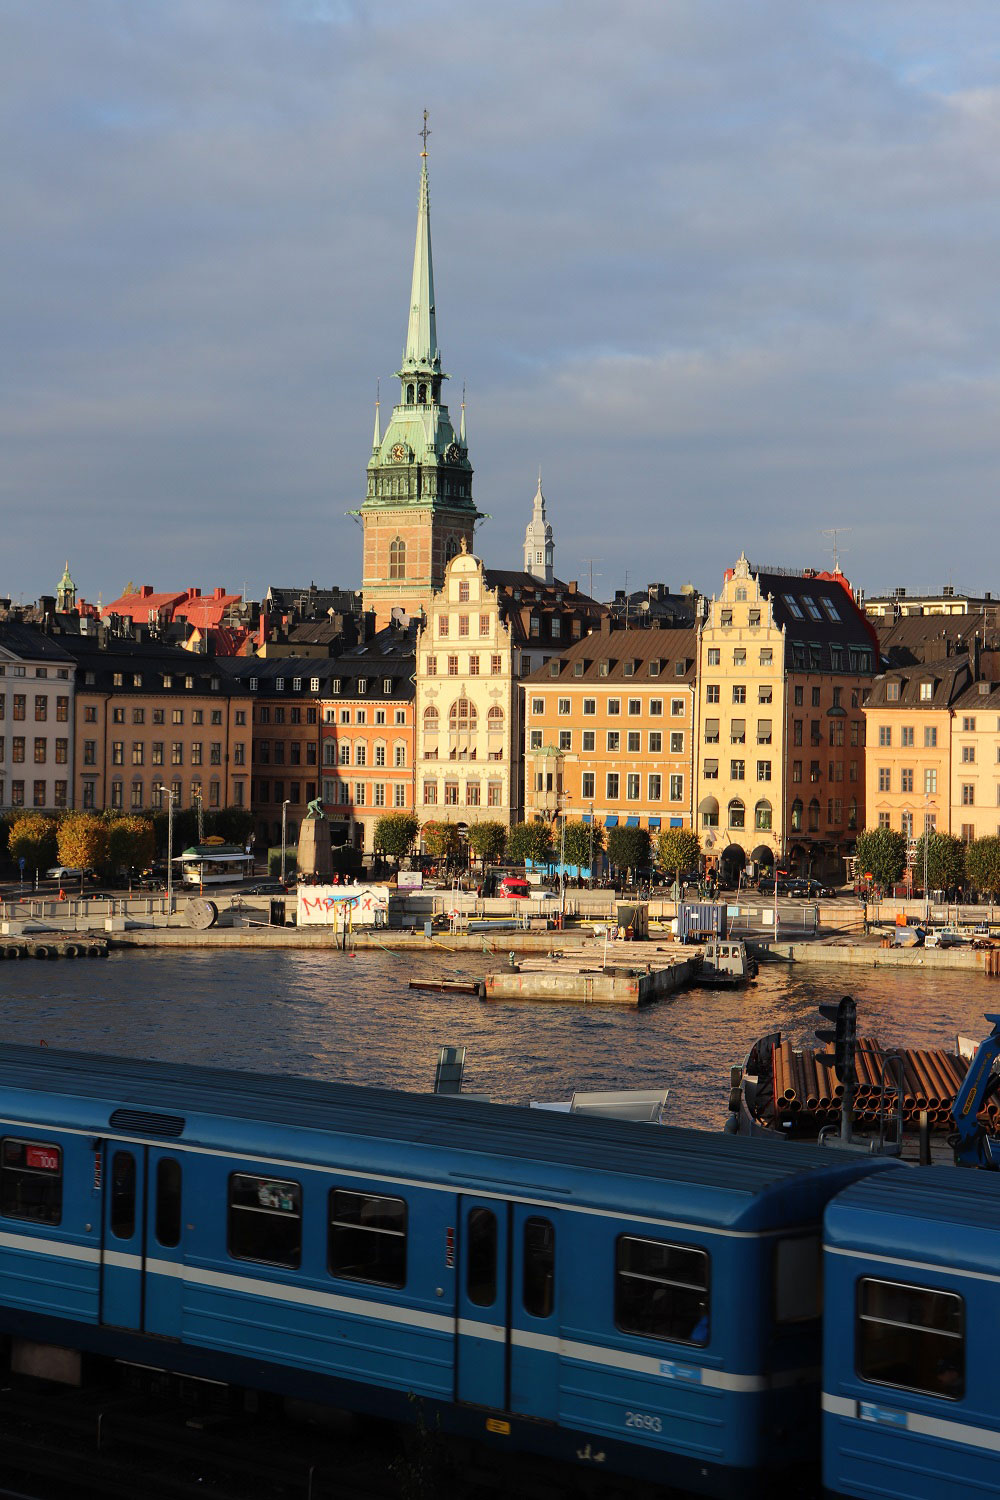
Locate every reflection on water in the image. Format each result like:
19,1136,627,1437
0,949,996,1128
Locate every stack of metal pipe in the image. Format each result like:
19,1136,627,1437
769,1041,996,1132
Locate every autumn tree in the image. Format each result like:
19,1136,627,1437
373,813,420,863
656,827,701,887
466,821,507,867
107,817,156,877
7,815,58,876
421,821,462,862
506,821,553,867
57,813,110,875
606,825,651,880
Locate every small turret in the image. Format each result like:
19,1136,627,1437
524,474,554,584
56,560,77,613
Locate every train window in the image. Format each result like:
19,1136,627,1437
774,1236,822,1322
467,1207,497,1307
155,1157,182,1248
523,1216,555,1318
229,1174,301,1269
328,1189,406,1288
110,1151,136,1238
0,1138,62,1226
615,1236,709,1345
857,1278,964,1400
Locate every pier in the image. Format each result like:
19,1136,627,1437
483,946,699,1006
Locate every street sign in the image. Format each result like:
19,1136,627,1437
17,858,25,871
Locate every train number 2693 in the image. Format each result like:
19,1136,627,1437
625,1410,662,1432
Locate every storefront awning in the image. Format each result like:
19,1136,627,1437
669,817,684,828
581,814,592,824
648,817,661,830
625,816,639,827
604,815,619,829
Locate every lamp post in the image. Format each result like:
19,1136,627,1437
155,785,176,915
923,796,932,925
193,786,204,845
588,803,595,889
281,800,291,886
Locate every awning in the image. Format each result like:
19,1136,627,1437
581,813,592,824
669,817,683,827
648,817,661,830
604,815,619,829
625,816,639,828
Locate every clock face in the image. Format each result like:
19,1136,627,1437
390,442,407,463
445,442,461,464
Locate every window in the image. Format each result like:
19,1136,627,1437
703,758,718,780
925,726,938,748
606,773,619,799
650,698,663,716
423,781,438,805
615,1237,708,1345
733,648,746,666
706,685,720,704
962,745,976,763
11,737,24,764
582,730,595,751
56,696,69,722
458,615,469,637
648,774,661,800
707,648,720,666
757,761,771,782
466,1207,497,1306
731,759,745,781
229,1173,301,1268
626,730,640,753
628,699,642,716
720,610,732,627
901,726,914,746
648,731,662,754
156,1158,182,1248
962,784,975,806
12,695,24,720
109,1150,137,1239
878,726,891,747
34,696,47,722
878,768,891,792
0,1137,62,1225
491,654,503,675
583,698,596,716
559,730,572,751
857,1278,963,1400
389,536,406,579
669,774,683,800
607,731,620,753
920,681,933,701
468,655,480,676
582,771,595,798
732,685,746,704
924,768,937,794
447,655,459,675
33,737,46,764
523,1217,555,1318
728,798,745,829
627,773,640,799
900,768,913,793
607,698,621,716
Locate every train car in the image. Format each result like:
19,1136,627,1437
0,1045,899,1498
823,1167,1000,1500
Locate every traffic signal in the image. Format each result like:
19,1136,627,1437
816,995,857,1085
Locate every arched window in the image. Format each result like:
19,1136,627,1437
728,798,745,830
808,797,821,832
754,799,772,832
735,587,747,601
389,537,406,581
445,536,459,562
406,383,414,404
449,699,478,733
423,706,439,732
417,382,427,405
487,706,505,728
699,796,719,829
791,798,803,832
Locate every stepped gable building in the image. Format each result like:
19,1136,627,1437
0,623,76,814
696,555,878,884
523,620,697,845
358,135,480,627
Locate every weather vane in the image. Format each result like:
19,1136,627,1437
420,110,430,158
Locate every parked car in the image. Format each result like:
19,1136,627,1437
787,877,835,899
45,866,82,882
498,876,530,899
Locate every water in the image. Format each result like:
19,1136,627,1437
1,949,997,1127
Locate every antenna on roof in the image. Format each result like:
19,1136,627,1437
821,527,852,574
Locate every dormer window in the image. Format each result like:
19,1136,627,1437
886,681,900,701
249,677,258,692
275,678,285,692
574,662,584,677
920,681,933,701
648,661,660,677
623,660,635,677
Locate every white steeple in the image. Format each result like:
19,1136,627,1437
524,472,554,584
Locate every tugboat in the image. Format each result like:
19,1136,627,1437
696,937,758,988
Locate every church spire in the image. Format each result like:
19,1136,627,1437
524,475,554,584
401,111,440,377
371,384,381,451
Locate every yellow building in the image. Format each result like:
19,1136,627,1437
697,555,876,883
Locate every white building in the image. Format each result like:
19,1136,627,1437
0,625,76,813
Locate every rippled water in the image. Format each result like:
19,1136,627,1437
0,949,996,1128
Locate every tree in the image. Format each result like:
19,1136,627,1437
853,827,907,890
562,819,604,872
506,821,553,866
373,813,420,863
607,825,651,879
57,813,110,875
966,837,1000,899
213,807,255,846
466,821,507,866
656,827,701,886
421,821,462,861
107,817,156,877
912,830,966,893
7,815,58,875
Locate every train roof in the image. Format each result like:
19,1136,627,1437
0,1044,896,1231
826,1166,1000,1277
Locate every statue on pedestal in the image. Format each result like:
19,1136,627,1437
296,800,333,882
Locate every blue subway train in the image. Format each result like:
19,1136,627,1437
0,1044,989,1499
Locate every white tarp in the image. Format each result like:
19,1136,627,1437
296,884,390,927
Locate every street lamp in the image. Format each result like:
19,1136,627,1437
281,800,291,886
155,785,177,914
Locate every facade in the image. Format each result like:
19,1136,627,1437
860,585,998,620
359,148,480,626
0,625,76,814
523,621,697,842
64,639,252,815
696,556,877,882
414,548,519,831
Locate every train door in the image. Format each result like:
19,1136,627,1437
510,1205,561,1421
456,1197,509,1408
100,1144,145,1329
143,1149,184,1339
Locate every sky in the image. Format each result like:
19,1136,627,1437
3,0,1000,608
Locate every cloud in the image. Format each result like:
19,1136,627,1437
2,0,1000,602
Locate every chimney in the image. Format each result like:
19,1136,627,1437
567,580,577,596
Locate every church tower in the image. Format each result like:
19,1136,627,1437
359,119,481,626
523,475,554,583
56,560,77,613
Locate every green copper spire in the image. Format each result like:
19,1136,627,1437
400,113,441,378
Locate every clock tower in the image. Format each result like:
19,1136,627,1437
359,123,481,626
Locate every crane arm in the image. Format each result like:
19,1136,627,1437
952,1013,1000,1168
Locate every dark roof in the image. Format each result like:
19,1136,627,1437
609,584,698,624
265,585,362,617
0,623,76,664
865,656,972,710
525,622,697,685
51,634,251,697
751,570,879,669
223,627,417,702
875,612,1000,668
484,570,606,648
